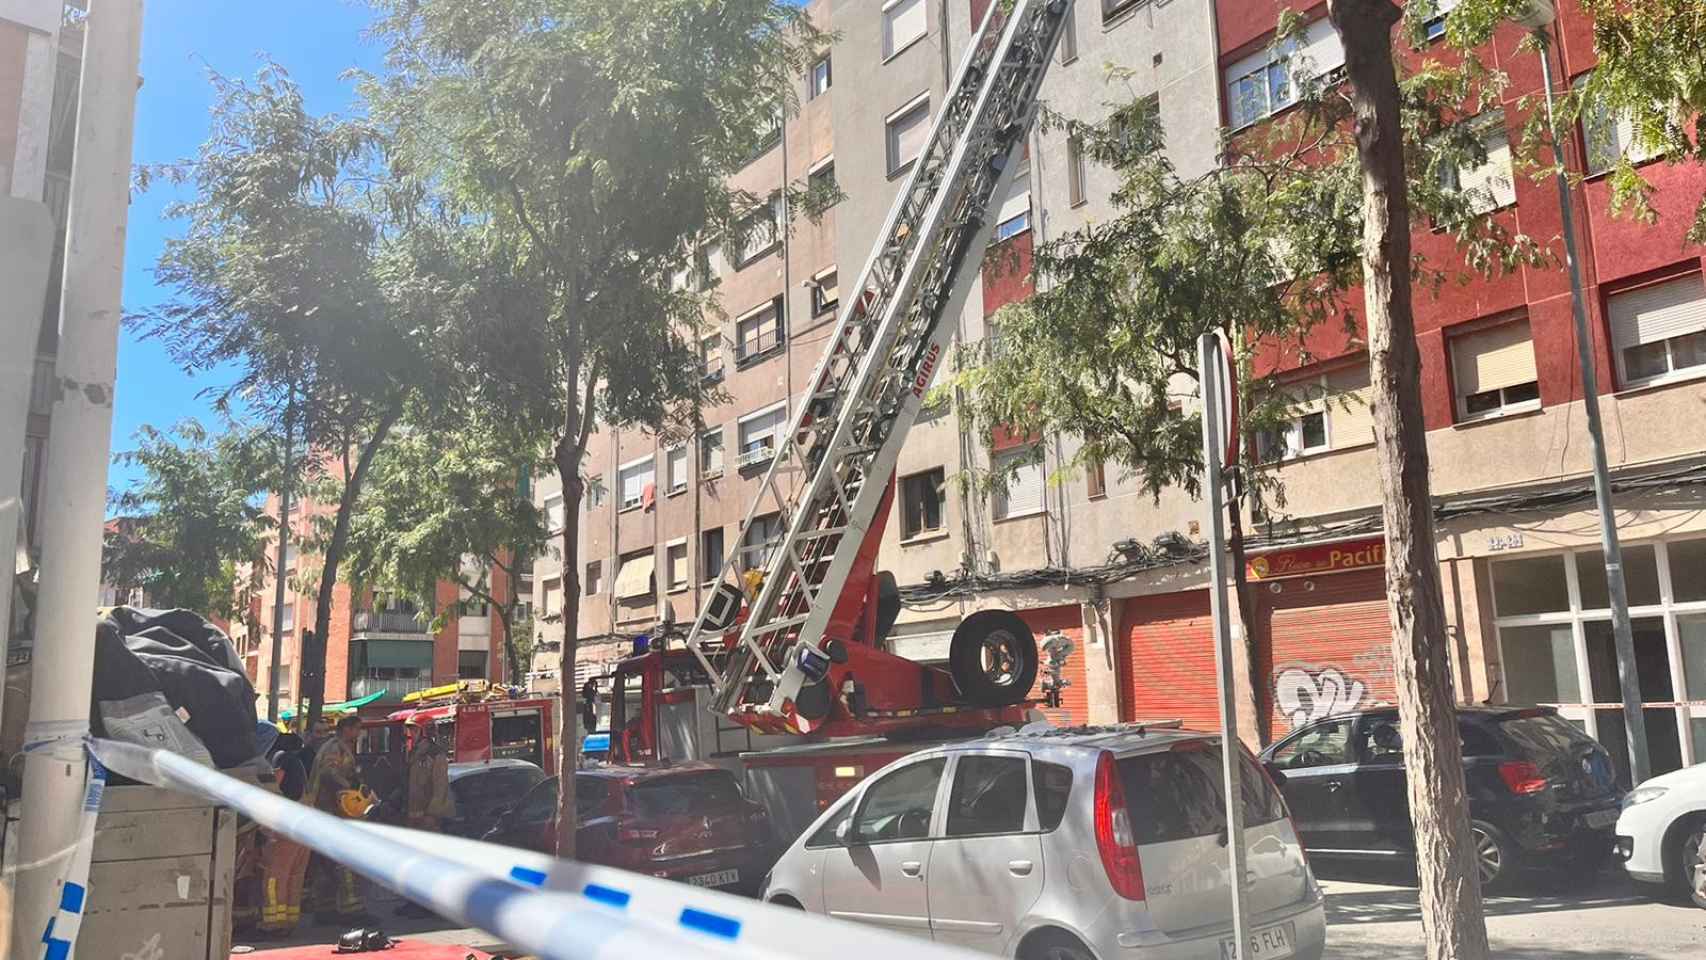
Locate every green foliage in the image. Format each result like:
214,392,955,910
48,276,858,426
105,420,278,620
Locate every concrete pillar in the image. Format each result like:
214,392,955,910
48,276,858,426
1079,598,1120,724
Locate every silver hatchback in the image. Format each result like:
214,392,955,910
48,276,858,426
760,726,1325,960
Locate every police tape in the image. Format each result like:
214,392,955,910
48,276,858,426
87,738,986,960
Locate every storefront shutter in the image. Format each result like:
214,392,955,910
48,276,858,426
1119,591,1220,731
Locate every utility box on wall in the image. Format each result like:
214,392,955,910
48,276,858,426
80,783,236,960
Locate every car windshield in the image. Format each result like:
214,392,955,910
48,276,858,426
627,770,746,817
1496,712,1595,758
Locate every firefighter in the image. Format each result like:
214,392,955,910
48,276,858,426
305,713,368,921
255,746,314,937
395,719,452,919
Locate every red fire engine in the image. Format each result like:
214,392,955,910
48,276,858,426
363,680,558,777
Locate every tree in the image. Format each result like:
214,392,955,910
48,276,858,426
342,421,549,686
133,65,441,731
1328,2,1490,959
104,419,276,623
951,92,1366,742
365,0,824,856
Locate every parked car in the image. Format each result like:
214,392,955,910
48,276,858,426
1616,760,1706,908
444,758,546,839
761,726,1325,960
1259,706,1621,891
482,762,777,893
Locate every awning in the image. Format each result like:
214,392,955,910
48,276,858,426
279,690,387,721
613,553,656,599
356,639,434,669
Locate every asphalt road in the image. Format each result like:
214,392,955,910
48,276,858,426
1316,862,1706,960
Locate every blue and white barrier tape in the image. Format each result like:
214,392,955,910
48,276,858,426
88,738,985,960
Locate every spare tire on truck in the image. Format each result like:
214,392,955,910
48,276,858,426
949,610,1039,707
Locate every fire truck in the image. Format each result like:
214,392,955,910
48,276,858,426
589,0,1079,835
361,679,558,777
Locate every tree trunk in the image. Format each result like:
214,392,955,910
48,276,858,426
303,405,403,732
1326,4,1489,959
553,430,584,859
1226,506,1268,747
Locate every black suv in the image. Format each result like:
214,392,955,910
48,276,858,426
1259,706,1622,890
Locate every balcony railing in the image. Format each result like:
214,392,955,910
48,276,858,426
353,610,429,634
348,675,434,703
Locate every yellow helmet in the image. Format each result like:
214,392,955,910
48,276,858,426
338,787,376,819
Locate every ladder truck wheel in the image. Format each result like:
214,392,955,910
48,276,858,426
949,610,1039,707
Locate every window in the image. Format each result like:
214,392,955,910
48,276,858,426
1423,0,1460,41
735,195,782,268
458,650,488,680
1257,409,1329,462
586,479,607,511
283,543,299,573
543,577,562,618
1438,116,1516,214
881,0,927,60
614,549,655,602
735,299,785,363
688,242,723,292
991,191,1031,244
1271,718,1355,768
945,755,1028,837
584,561,601,597
749,110,782,161
1086,457,1107,500
279,601,295,634
809,56,832,98
740,512,784,573
1608,272,1706,387
665,446,688,495
665,541,688,591
701,527,725,583
1357,716,1405,763
808,155,837,196
900,468,946,540
991,446,1046,521
853,757,944,842
700,333,724,382
1578,74,1667,176
811,268,839,316
886,94,931,176
700,426,725,477
1033,760,1073,831
1225,18,1345,129
1058,4,1078,63
737,403,787,469
617,457,655,510
806,795,856,847
460,590,489,618
544,494,565,532
1067,135,1088,207
1450,320,1540,421
1102,0,1141,24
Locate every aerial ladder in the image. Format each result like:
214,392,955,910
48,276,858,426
680,0,1076,738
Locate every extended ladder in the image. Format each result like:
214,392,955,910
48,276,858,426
683,0,1074,727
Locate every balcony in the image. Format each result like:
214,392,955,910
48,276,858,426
353,609,429,634
347,675,434,703
737,443,776,470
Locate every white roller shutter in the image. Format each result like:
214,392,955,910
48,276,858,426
1451,321,1538,395
1608,273,1706,351
1297,17,1345,76
996,190,1031,226
996,455,1046,519
883,0,927,56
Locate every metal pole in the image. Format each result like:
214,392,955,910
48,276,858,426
267,388,295,723
1199,333,1250,959
1536,30,1649,784
11,3,146,957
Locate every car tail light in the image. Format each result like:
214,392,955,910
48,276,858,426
1498,760,1549,795
1093,751,1145,901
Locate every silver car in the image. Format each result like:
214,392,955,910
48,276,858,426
760,726,1326,960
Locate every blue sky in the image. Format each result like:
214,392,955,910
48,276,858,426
113,0,380,491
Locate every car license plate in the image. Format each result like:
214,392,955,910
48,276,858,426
1585,808,1619,829
685,869,739,888
1221,922,1294,960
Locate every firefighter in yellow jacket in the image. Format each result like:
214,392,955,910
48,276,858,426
305,713,367,920
404,719,453,830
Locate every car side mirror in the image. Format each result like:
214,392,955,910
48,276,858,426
836,819,858,845
1263,761,1288,787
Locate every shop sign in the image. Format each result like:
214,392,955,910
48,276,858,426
1247,538,1385,581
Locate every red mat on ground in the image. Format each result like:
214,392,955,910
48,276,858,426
235,940,495,959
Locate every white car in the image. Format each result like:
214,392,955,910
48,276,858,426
760,725,1326,960
1616,760,1706,907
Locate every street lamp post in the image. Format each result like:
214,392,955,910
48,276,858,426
1517,0,1651,784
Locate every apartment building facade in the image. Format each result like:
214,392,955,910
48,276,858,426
533,0,1706,780
241,490,520,716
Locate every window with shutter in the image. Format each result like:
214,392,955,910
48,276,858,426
735,299,784,364
1609,273,1706,387
544,494,565,532
701,427,725,476
1067,136,1088,207
812,267,839,316
1325,365,1375,448
666,446,688,494
741,513,784,572
1439,117,1516,213
882,0,927,59
737,404,787,468
617,457,655,510
992,447,1046,521
1223,18,1344,130
666,542,688,590
887,94,931,175
1451,319,1540,420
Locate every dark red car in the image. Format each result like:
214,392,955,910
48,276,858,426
482,763,778,893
